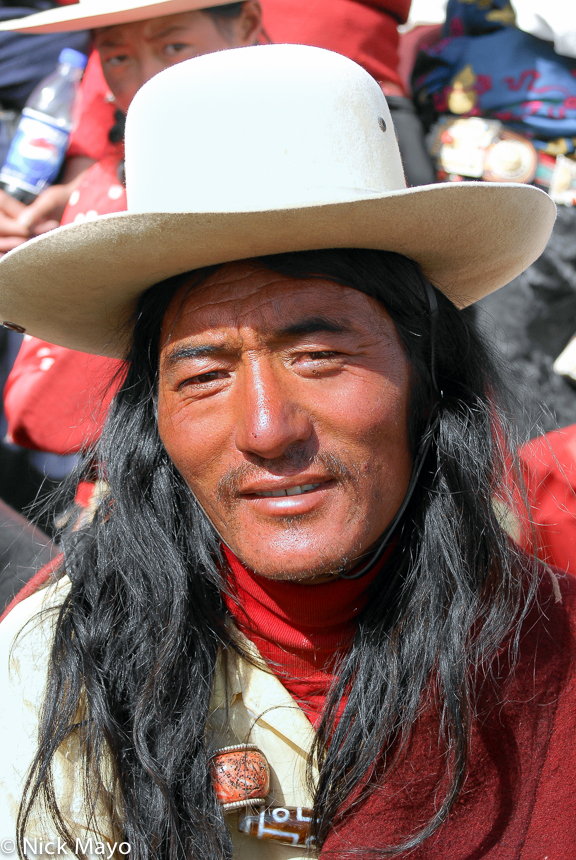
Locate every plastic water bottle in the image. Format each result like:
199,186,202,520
0,48,87,204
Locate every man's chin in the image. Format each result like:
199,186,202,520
216,510,382,582
227,543,357,583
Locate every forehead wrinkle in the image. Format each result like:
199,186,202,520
174,269,361,330
196,263,290,303
161,262,393,356
163,280,297,344
169,295,340,347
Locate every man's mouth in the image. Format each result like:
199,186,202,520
253,483,321,498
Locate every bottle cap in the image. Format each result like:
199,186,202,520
58,48,88,70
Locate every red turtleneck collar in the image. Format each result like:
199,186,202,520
222,546,385,727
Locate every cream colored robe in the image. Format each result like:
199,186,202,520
0,578,318,860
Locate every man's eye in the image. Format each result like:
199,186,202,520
307,351,338,360
164,43,190,57
106,54,129,67
180,370,225,388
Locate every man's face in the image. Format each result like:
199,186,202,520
94,5,261,114
157,261,413,582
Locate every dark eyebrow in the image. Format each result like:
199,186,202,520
95,35,122,48
93,24,128,46
95,24,188,47
163,317,354,370
151,24,190,40
163,344,224,369
277,316,353,337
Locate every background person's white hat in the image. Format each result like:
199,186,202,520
0,0,236,33
0,44,556,357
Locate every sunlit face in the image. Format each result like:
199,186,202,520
94,4,261,113
157,261,413,582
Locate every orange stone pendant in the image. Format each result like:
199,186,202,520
210,744,271,810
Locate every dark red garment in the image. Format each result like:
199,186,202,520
3,152,126,454
321,569,576,858
223,545,385,726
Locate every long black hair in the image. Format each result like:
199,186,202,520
17,249,533,858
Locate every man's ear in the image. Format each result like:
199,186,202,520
238,0,262,46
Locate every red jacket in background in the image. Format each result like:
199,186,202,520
263,0,409,91
67,48,118,162
4,336,121,454
518,423,576,575
3,151,126,455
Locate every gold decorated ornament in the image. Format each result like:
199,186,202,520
448,65,478,115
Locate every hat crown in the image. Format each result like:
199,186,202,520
124,44,407,214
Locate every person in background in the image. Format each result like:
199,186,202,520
22,0,437,218
0,1,88,251
0,0,262,248
0,0,438,254
412,0,576,438
0,3,87,578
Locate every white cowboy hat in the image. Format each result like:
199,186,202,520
0,44,556,357
0,0,236,33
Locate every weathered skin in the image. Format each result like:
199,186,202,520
157,260,413,582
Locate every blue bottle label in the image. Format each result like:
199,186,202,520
0,109,69,196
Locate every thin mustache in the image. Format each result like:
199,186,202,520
216,450,355,503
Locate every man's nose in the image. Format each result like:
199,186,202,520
234,360,312,460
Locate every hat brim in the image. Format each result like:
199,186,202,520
0,181,556,358
0,0,234,33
